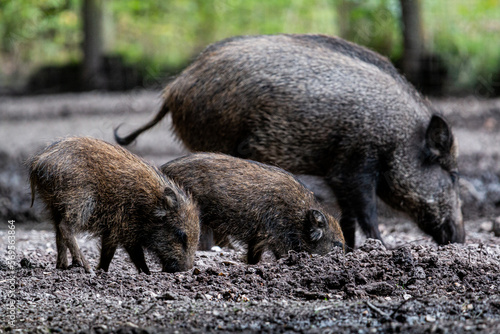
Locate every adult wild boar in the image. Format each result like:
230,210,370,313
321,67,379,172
115,34,464,249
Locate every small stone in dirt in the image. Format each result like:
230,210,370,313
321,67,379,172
462,304,473,311
246,267,256,274
192,267,201,275
425,315,436,322
222,260,239,266
20,258,32,268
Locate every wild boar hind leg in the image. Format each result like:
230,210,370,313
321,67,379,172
55,224,69,269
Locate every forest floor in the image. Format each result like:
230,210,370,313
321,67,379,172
0,91,499,333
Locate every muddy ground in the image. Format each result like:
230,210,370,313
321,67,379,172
0,91,499,333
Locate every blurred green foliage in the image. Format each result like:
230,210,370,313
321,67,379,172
107,0,338,74
424,0,500,94
1,0,500,94
336,0,402,60
0,0,81,77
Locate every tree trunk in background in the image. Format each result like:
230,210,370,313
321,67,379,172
82,0,104,90
400,0,423,85
337,0,355,41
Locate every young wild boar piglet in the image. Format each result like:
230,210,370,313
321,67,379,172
161,153,345,264
29,137,199,274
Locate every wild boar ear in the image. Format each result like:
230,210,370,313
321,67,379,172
163,187,179,209
425,115,453,158
308,209,327,242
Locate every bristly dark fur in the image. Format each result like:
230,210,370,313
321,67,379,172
115,34,464,249
29,137,200,274
161,153,344,264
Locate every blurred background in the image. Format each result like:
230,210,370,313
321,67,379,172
1,0,499,96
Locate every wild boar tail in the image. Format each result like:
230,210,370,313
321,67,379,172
114,99,171,146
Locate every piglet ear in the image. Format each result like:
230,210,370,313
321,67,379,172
164,187,179,209
425,114,453,158
308,209,327,242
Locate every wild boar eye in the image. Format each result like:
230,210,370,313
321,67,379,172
450,170,459,184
